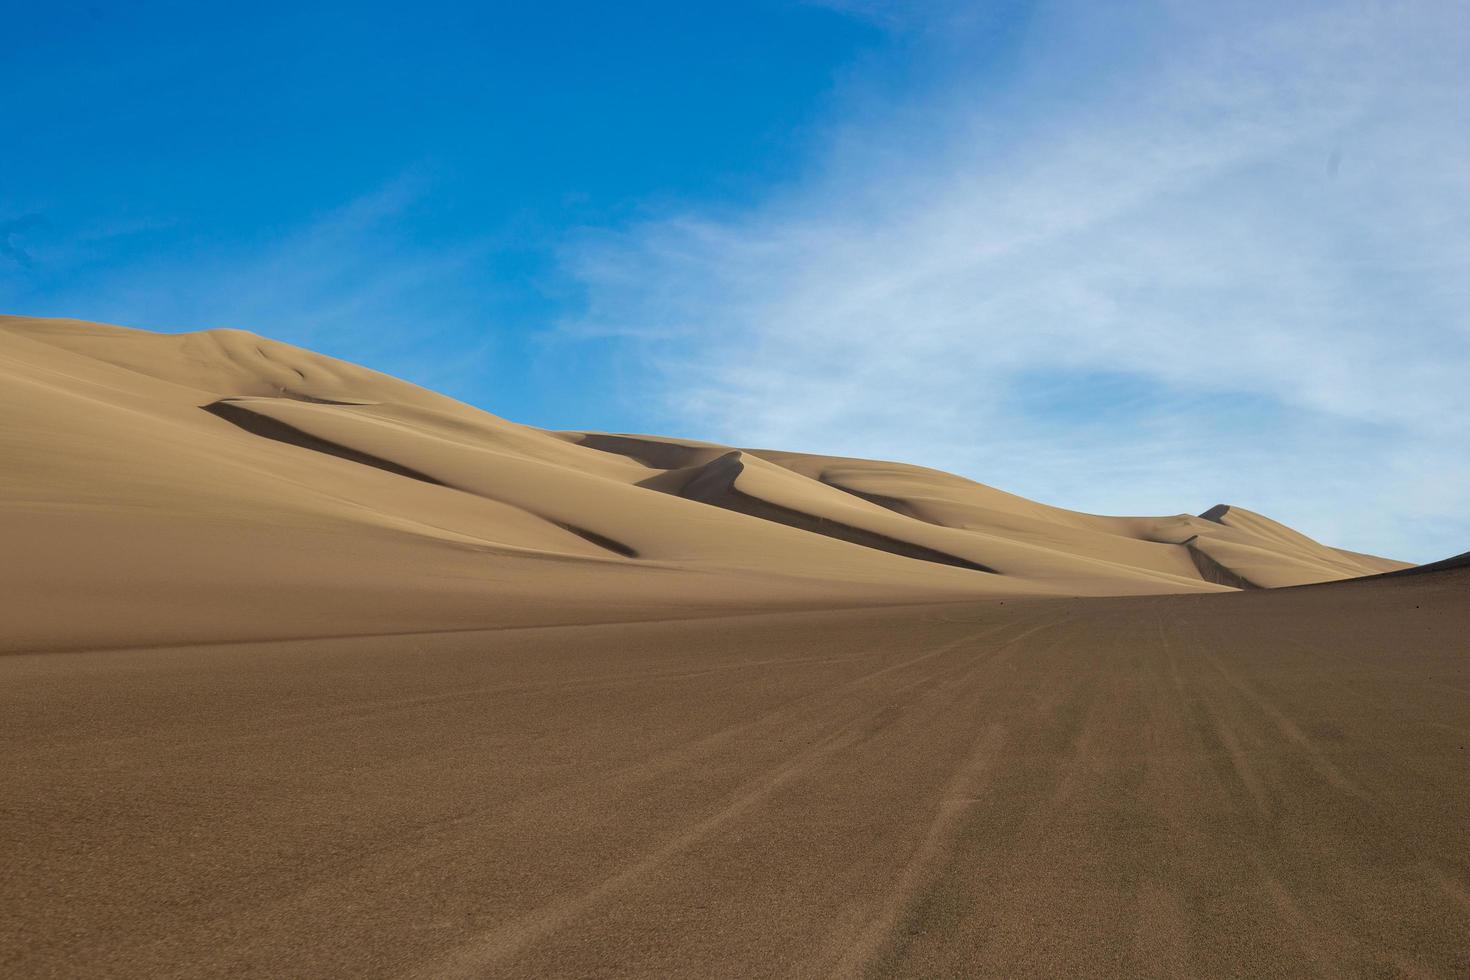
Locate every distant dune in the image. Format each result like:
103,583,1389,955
0,316,1410,652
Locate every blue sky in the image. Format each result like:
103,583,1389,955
4,1,1467,563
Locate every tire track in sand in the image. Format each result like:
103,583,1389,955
823,617,1071,979
407,620,1042,979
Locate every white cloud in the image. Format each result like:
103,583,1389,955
565,0,1470,563
8,175,498,402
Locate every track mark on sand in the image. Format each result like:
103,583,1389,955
827,723,1005,978
1202,649,1370,803
407,625,1018,979
1426,862,1470,915
414,723,865,978
824,616,1071,978
1259,868,1343,977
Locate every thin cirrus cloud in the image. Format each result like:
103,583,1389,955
9,176,498,404
563,0,1470,564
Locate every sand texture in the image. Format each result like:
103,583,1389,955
4,565,1467,977
2,316,1463,977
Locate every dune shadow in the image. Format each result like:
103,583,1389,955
643,453,998,575
203,400,446,485
1183,537,1259,589
573,433,715,470
203,400,638,560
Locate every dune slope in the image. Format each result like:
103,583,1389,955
0,315,1409,652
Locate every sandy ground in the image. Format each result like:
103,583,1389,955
1,316,1455,976
4,565,1466,978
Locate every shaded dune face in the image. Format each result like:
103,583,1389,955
202,398,640,559
0,315,1418,651
638,450,999,573
572,435,1410,592
203,399,448,486
1183,538,1260,590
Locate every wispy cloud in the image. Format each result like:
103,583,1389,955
564,0,1470,563
0,214,44,269
5,174,498,402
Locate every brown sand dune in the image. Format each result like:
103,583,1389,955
0,314,1411,653
2,315,1461,977
0,317,1022,652
574,432,1409,589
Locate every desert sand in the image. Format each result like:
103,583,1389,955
1,316,1464,977
0,316,1407,652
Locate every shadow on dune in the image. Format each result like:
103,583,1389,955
1183,537,1260,590
814,480,930,522
573,433,716,470
203,399,446,485
204,400,640,559
643,452,1000,575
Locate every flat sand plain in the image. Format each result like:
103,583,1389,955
5,564,1466,978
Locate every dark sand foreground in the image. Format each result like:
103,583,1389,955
5,564,1466,978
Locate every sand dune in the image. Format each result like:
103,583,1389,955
0,315,1410,652
3,315,1465,978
